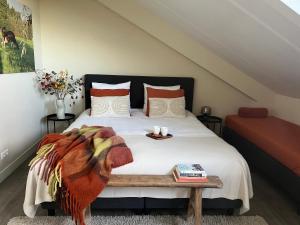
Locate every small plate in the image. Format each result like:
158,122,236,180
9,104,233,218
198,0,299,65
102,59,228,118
146,133,173,140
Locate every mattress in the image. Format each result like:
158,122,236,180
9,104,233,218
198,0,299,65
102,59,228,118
24,109,253,217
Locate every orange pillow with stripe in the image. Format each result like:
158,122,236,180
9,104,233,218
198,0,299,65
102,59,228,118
90,88,129,97
146,87,185,116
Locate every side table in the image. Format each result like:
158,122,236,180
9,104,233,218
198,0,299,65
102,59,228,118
46,113,75,133
197,115,223,136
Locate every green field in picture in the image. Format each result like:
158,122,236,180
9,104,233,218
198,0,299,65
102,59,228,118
0,0,35,74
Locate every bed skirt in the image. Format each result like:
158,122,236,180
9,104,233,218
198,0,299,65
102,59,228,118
41,197,242,215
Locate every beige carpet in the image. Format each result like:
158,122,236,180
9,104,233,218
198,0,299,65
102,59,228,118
8,215,269,225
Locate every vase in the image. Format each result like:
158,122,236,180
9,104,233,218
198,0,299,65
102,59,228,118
56,99,65,119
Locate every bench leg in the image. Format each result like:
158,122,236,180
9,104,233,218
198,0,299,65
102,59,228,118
187,188,203,225
187,188,195,218
194,188,202,225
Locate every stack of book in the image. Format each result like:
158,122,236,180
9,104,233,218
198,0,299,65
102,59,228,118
173,163,208,183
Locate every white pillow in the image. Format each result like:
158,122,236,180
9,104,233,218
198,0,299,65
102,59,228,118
91,95,130,117
143,83,180,113
148,97,186,118
92,81,131,89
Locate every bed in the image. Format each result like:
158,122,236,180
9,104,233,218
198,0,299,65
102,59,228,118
23,74,253,217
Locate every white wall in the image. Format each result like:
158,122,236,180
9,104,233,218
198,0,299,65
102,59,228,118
0,0,44,182
273,95,300,125
39,0,260,119
98,0,276,104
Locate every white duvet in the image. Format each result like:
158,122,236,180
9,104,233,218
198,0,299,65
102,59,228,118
24,109,253,217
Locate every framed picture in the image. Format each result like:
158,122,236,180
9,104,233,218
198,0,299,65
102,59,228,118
0,0,35,74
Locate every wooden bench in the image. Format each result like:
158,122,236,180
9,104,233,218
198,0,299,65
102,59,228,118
108,175,223,225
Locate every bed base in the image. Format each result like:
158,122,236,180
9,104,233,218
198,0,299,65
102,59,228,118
223,126,300,214
41,198,242,216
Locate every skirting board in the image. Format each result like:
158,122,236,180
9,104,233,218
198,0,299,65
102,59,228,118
0,140,39,183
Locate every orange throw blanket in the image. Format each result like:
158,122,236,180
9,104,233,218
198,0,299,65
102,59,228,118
29,126,133,225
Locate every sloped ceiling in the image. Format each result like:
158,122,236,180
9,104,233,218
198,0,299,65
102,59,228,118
136,0,300,98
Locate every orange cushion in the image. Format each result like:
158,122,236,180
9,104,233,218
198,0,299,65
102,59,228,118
225,115,300,176
90,88,129,97
146,87,185,116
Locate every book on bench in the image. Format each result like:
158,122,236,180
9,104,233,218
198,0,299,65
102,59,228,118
173,170,208,183
175,163,207,177
173,164,208,183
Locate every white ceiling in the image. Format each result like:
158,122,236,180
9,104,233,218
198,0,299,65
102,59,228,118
137,0,300,98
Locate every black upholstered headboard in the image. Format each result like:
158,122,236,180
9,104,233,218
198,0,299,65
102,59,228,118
84,74,194,111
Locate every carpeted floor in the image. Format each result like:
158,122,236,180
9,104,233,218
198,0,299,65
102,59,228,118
8,215,268,225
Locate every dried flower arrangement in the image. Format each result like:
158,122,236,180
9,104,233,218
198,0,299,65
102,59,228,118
36,69,84,106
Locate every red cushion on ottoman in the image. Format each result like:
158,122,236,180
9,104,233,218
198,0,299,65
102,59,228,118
238,107,268,118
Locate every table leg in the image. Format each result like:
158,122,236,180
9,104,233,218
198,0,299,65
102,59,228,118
194,188,202,225
53,121,56,133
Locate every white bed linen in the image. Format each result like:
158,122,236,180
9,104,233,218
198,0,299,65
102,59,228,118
24,109,253,217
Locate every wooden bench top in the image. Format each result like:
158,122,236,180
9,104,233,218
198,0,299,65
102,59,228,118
108,175,223,188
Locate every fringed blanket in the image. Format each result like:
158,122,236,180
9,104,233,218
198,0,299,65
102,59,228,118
29,125,133,225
